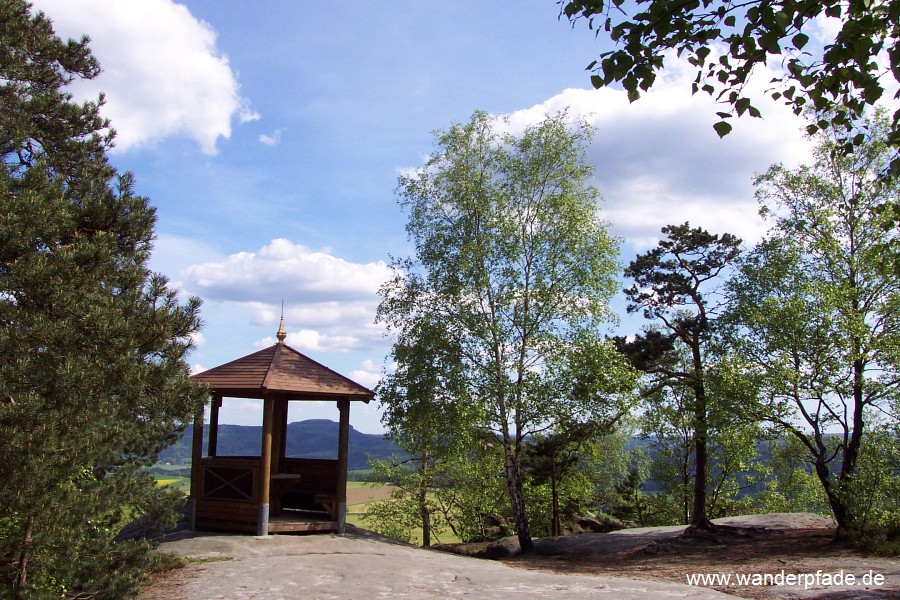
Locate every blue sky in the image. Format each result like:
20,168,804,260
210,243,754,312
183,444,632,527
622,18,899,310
31,1,894,433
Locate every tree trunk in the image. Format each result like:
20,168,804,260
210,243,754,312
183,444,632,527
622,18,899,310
503,442,533,553
833,355,866,537
815,355,866,540
550,460,560,537
815,455,851,538
419,450,431,547
421,495,431,547
690,348,713,530
692,402,711,528
14,515,33,597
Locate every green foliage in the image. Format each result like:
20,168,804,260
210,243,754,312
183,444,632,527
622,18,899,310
637,367,763,525
641,384,697,525
0,2,206,596
523,470,593,537
562,0,900,173
610,466,651,525
752,435,831,515
429,443,509,542
380,109,628,550
725,112,900,534
522,422,605,537
589,428,638,511
362,456,448,546
359,475,427,545
364,441,510,544
842,426,900,552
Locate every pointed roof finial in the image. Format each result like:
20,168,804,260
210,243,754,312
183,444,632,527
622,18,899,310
276,301,286,343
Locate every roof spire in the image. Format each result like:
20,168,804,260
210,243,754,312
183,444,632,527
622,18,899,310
276,301,286,344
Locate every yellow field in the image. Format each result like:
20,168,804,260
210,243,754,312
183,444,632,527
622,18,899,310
154,476,191,492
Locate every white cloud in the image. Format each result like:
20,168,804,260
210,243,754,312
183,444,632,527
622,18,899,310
349,368,381,390
32,0,257,155
259,129,283,146
253,329,360,353
505,50,817,251
183,238,390,303
181,239,392,353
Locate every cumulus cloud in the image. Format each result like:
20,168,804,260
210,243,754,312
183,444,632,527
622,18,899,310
502,52,816,251
183,238,390,303
181,239,392,353
32,0,257,155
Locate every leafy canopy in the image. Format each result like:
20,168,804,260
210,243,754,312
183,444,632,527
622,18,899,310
723,113,899,534
382,109,629,551
561,0,900,170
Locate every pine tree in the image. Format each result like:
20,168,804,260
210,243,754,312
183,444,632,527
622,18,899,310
621,223,743,530
0,1,206,596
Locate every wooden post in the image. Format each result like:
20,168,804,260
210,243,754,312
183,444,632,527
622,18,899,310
269,397,287,514
258,395,275,536
188,400,205,531
271,397,287,474
336,398,350,533
279,398,289,466
208,394,221,457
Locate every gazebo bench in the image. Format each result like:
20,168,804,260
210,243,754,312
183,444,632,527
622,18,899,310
280,488,337,519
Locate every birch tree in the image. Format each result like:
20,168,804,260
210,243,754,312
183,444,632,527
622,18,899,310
380,110,624,551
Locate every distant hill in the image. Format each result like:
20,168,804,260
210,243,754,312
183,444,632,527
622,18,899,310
157,419,403,471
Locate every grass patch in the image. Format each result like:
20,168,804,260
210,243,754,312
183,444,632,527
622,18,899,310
147,552,187,574
186,556,234,564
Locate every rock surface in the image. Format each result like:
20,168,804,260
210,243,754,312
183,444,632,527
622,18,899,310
139,525,732,599
440,512,838,558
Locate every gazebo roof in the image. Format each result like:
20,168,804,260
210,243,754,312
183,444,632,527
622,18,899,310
191,341,374,402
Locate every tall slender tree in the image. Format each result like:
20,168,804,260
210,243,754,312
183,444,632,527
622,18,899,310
725,113,900,537
621,223,742,530
0,2,205,596
381,110,622,552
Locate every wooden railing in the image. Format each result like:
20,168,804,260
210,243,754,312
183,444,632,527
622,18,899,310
202,457,259,502
195,457,260,530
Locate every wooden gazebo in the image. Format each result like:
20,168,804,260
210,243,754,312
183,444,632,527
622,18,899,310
187,319,374,535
